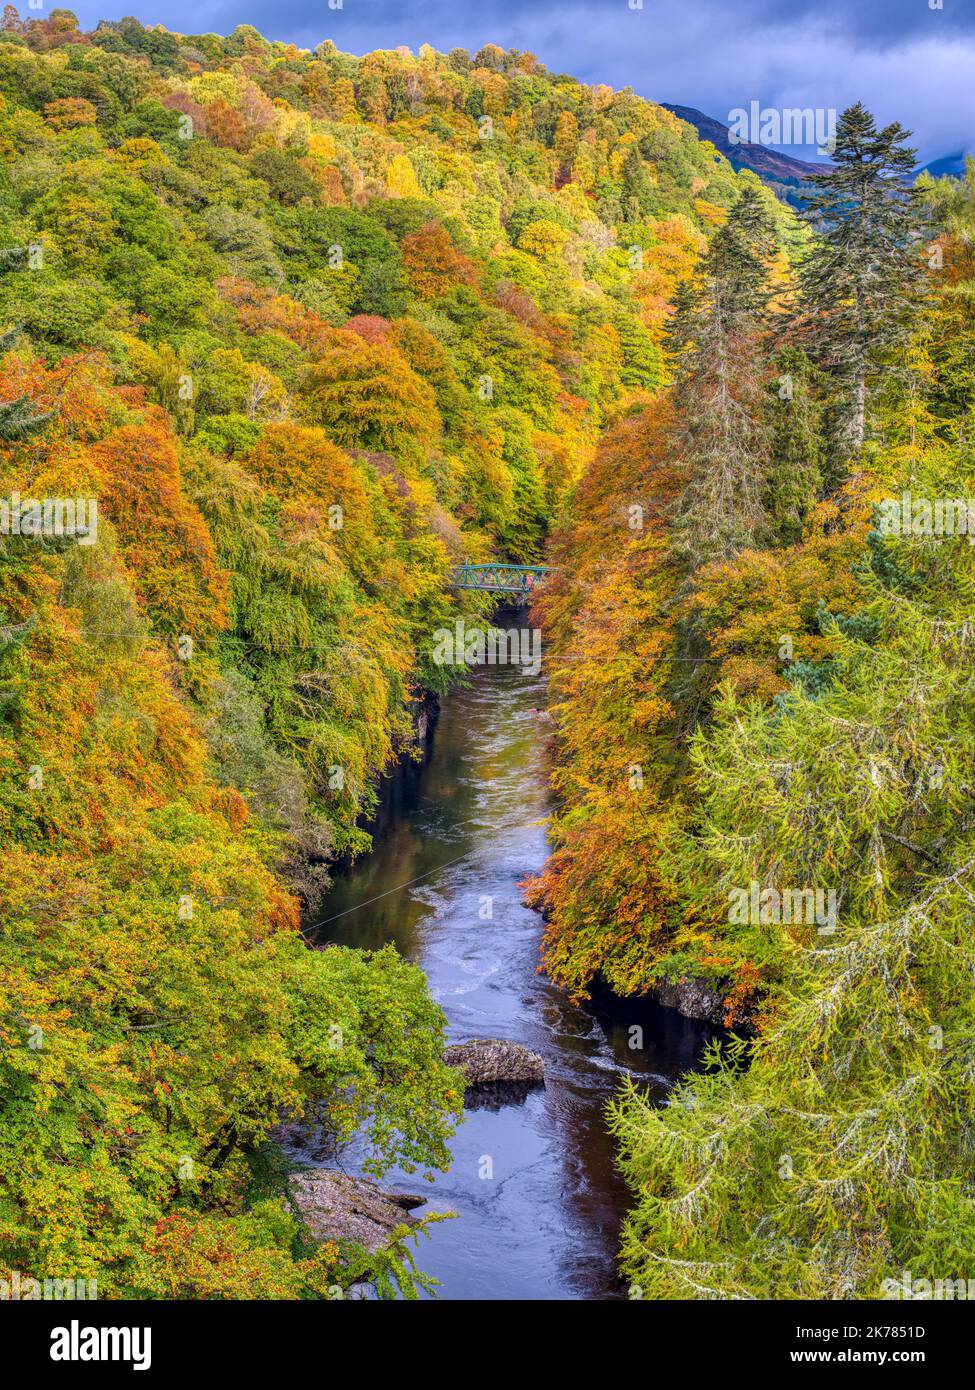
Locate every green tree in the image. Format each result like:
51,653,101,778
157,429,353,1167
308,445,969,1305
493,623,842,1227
800,103,921,477
669,185,779,569
762,346,824,545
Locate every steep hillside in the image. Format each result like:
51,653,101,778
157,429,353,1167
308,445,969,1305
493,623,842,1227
0,10,775,887
0,10,778,884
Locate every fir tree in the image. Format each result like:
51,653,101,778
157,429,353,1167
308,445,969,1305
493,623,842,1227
799,103,920,476
669,185,779,569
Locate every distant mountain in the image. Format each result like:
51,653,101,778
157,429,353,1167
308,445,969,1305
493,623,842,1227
919,151,969,180
662,104,825,205
663,104,969,203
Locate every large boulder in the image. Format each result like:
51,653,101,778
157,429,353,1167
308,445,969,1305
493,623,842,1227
289,1170,425,1252
444,1038,546,1087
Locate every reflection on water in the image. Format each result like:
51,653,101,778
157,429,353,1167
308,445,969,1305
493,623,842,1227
306,654,722,1301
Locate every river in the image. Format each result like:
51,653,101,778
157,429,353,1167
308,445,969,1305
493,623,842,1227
304,649,721,1300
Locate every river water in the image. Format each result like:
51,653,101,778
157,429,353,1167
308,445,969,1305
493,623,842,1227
306,656,721,1300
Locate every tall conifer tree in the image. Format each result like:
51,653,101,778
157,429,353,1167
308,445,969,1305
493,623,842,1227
670,184,778,569
799,103,920,477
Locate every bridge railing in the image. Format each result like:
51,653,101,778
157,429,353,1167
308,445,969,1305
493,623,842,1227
451,563,557,595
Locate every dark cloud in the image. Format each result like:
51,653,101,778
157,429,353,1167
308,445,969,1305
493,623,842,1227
65,0,969,163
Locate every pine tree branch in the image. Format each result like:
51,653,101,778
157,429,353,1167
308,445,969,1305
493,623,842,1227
879,829,944,869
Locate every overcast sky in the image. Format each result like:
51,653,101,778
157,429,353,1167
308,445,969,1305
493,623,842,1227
63,0,973,164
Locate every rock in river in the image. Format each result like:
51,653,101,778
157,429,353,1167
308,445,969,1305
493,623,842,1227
444,1038,546,1087
289,1170,426,1252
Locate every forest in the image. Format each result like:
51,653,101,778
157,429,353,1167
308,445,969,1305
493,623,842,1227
0,8,972,1302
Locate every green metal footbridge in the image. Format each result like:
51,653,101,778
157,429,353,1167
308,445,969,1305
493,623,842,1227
451,562,556,597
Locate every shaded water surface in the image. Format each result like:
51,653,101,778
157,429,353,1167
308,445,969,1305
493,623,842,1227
306,658,721,1300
